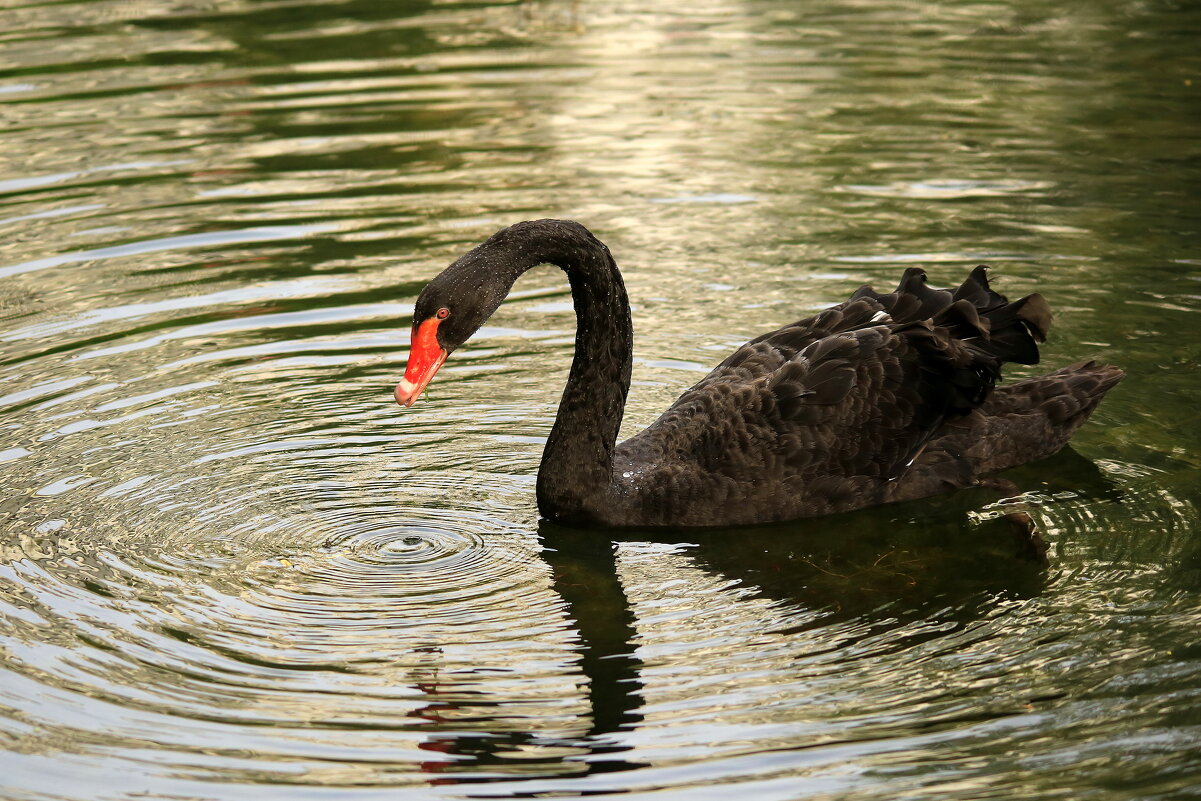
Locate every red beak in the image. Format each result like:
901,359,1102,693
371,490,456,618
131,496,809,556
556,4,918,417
396,317,448,407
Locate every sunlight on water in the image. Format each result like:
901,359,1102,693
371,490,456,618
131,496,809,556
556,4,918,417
1,0,1199,799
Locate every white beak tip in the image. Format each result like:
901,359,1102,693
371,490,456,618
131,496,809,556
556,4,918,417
395,378,419,407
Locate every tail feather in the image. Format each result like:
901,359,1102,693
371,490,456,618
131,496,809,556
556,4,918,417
950,360,1125,474
985,360,1124,424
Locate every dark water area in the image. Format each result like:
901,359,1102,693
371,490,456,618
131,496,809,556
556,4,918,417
1,1,1199,798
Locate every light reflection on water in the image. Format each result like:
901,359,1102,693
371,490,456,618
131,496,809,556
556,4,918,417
1,0,1199,799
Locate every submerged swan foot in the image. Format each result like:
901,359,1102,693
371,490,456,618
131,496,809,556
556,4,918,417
979,477,1048,563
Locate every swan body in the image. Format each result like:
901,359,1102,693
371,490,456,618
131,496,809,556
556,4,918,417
397,220,1122,528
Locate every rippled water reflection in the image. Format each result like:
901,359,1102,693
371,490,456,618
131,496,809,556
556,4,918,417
2,0,1199,798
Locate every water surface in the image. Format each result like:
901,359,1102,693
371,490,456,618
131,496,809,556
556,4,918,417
2,1,1200,798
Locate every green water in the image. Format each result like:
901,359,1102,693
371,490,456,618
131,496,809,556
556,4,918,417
1,1,1199,798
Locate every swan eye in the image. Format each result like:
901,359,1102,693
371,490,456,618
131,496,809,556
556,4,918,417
435,307,450,319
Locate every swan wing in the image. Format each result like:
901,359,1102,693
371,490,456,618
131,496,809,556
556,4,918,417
637,309,984,484
624,267,1049,486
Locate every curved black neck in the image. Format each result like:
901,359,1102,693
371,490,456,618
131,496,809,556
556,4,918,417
463,221,632,522
539,231,632,523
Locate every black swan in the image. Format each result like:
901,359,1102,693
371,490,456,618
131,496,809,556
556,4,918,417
396,219,1122,528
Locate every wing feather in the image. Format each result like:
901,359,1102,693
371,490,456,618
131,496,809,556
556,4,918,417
617,266,1051,498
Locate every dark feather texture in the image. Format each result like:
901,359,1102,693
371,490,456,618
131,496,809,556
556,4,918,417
400,220,1123,527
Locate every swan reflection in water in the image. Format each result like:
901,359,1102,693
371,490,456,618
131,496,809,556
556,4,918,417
396,448,1119,788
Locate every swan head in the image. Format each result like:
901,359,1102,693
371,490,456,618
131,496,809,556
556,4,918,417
395,236,520,407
